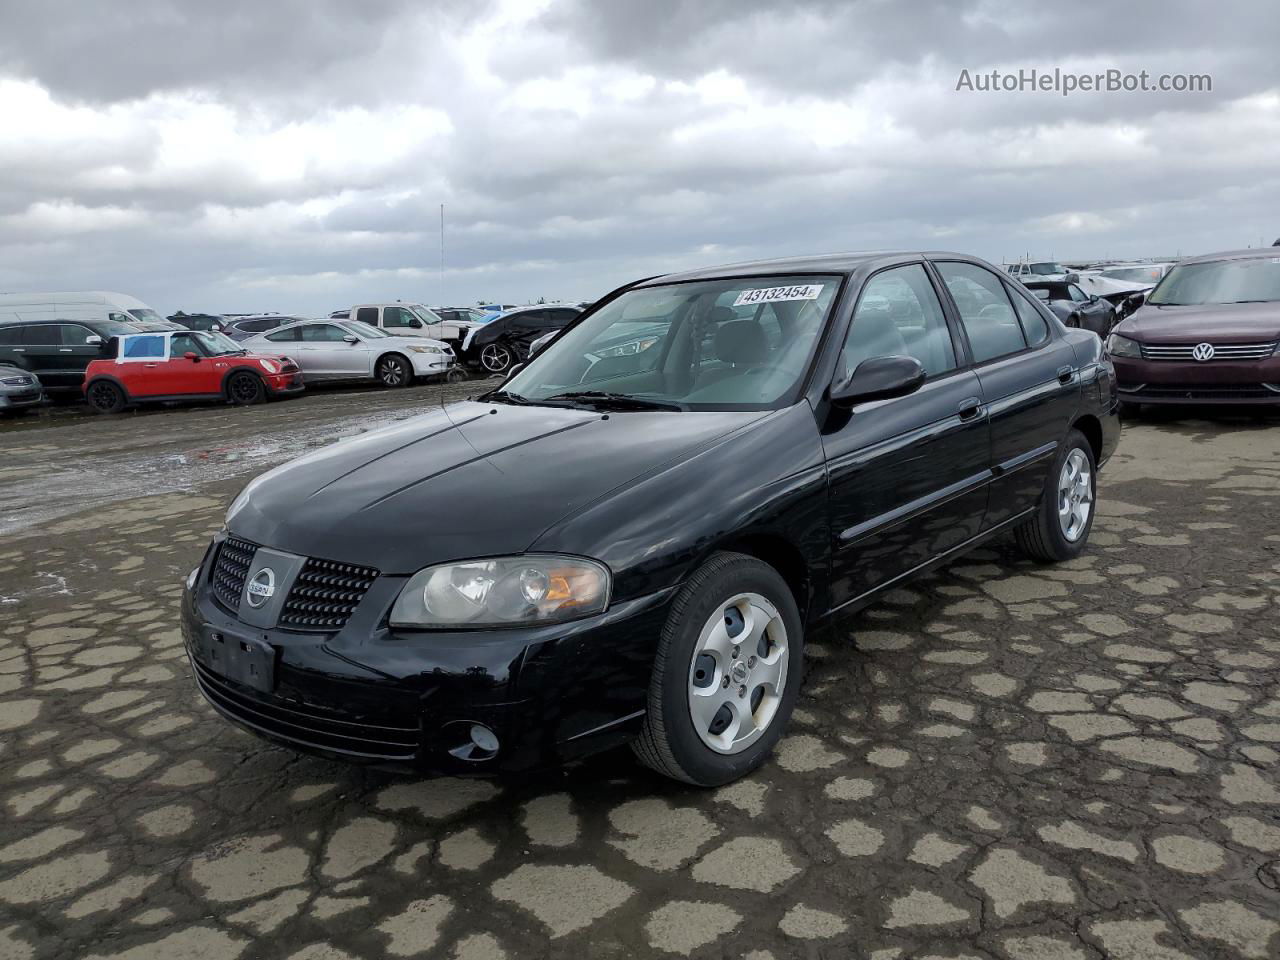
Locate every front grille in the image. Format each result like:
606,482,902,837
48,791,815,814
211,537,256,611
1132,383,1278,400
1140,341,1277,361
1,376,33,386
192,659,420,761
278,557,379,631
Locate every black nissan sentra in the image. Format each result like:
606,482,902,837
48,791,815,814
182,252,1120,785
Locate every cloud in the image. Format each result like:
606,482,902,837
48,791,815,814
0,0,1278,313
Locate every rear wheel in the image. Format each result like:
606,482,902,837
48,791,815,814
86,380,127,415
376,354,412,388
479,342,513,375
1015,429,1096,563
632,552,803,786
226,371,266,406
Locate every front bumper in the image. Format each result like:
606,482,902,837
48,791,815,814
1112,353,1280,405
180,538,673,775
409,353,456,378
265,372,306,396
0,388,43,409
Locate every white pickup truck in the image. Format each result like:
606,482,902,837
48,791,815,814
336,303,482,353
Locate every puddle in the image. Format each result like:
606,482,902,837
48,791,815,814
0,411,419,537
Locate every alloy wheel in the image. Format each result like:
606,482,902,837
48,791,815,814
1057,448,1093,542
379,358,406,386
480,343,512,374
687,592,788,755
88,382,121,412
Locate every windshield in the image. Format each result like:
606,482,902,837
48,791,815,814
343,320,390,339
1148,257,1280,306
409,305,439,323
127,308,165,324
194,331,246,356
503,274,841,411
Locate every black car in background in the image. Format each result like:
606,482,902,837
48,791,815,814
0,318,139,396
461,304,583,373
169,312,231,333
1019,279,1116,336
182,250,1119,786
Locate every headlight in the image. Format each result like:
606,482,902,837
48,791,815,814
259,359,280,373
409,345,444,355
390,555,610,628
597,337,659,359
1105,334,1142,358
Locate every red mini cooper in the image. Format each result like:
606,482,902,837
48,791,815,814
83,330,304,414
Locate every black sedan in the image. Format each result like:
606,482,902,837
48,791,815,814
460,304,582,374
1020,279,1116,336
181,251,1119,785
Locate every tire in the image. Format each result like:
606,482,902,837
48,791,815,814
1118,401,1142,419
226,371,266,406
479,341,513,375
632,551,804,786
1014,429,1096,563
85,380,127,415
376,354,412,388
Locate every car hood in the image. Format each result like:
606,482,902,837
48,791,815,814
226,400,767,573
1117,301,1280,342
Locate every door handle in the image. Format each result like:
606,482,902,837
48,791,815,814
957,397,983,420
59,348,73,353
11,348,24,353
1057,365,1076,384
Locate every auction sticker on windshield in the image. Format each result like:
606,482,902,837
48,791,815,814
733,284,824,306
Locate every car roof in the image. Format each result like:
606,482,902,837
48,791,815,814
1175,248,1280,266
638,250,986,286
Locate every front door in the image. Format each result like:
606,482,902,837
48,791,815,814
934,261,1080,527
296,323,366,378
823,263,991,611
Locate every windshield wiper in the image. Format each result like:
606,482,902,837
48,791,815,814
477,389,533,405
1225,299,1276,304
543,391,683,411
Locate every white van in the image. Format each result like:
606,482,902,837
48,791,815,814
0,291,169,329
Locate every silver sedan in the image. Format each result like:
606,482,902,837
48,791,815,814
241,319,456,388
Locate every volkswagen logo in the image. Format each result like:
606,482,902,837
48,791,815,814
1192,342,1215,362
246,568,276,608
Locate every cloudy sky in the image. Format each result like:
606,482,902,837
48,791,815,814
1,0,1278,315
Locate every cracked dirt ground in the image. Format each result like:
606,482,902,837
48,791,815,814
1,394,1278,960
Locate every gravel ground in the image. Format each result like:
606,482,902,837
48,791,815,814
0,391,1278,960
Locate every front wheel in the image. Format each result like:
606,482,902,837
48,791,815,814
376,354,412,388
479,342,513,375
226,372,266,406
86,380,127,415
1014,429,1096,563
632,552,803,786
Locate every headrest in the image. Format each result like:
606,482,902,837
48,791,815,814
715,319,769,365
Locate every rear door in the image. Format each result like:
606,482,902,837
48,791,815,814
823,262,991,609
934,260,1079,527
18,324,70,389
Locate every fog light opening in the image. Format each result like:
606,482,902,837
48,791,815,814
446,722,500,762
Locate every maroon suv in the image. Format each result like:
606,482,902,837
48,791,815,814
1107,248,1280,412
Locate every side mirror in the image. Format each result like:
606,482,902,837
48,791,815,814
831,356,926,407
343,335,359,344
1089,294,1100,303
183,351,200,362
85,335,103,346
506,363,524,379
